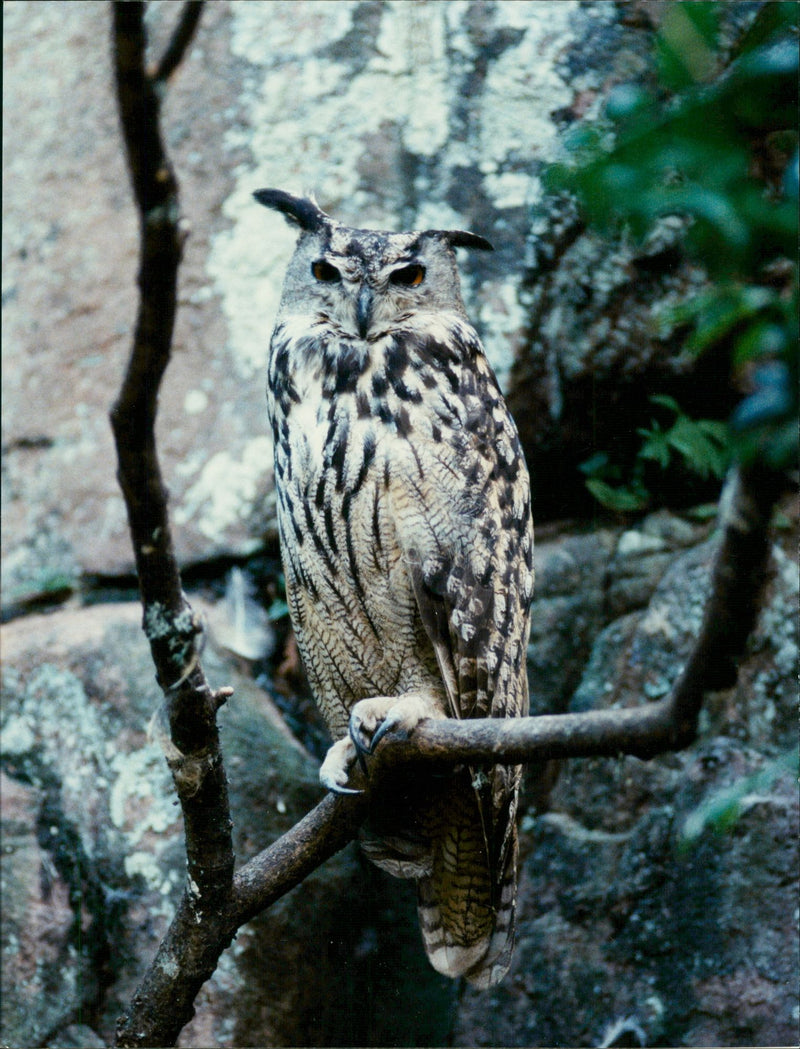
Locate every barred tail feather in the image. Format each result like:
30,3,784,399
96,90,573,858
417,834,518,987
416,780,520,988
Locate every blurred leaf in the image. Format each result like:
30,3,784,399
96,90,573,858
649,394,681,414
585,478,649,512
678,747,799,851
682,285,779,354
637,424,672,468
696,419,729,444
721,36,800,132
732,321,788,369
604,84,650,122
561,10,798,503
685,502,719,521
656,2,719,91
667,415,728,478
578,451,611,477
785,147,799,199
733,1,800,59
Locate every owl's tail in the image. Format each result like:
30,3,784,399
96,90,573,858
416,767,520,988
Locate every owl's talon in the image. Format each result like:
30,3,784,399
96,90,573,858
350,724,371,759
320,736,361,794
348,693,430,761
370,716,395,752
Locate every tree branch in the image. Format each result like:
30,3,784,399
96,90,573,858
108,4,237,1040
153,0,204,85
387,462,784,767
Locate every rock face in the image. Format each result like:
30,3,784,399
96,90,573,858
2,2,796,1047
2,506,797,1048
3,0,747,611
457,514,799,1048
0,603,457,1048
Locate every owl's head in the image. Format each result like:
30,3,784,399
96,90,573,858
255,189,492,341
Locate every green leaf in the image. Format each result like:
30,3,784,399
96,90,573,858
649,394,681,415
604,84,650,122
678,748,799,851
637,426,672,468
696,419,729,444
667,415,728,478
686,502,719,521
585,478,649,512
656,2,719,91
578,451,610,477
733,2,800,60
733,321,789,369
685,285,778,355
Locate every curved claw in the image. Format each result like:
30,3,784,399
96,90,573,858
326,783,364,796
348,696,397,759
350,723,372,759
320,736,362,794
370,716,394,753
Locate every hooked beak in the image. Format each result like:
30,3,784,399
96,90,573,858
356,284,373,340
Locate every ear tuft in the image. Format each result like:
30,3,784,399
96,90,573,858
253,189,328,232
421,229,494,252
443,230,494,252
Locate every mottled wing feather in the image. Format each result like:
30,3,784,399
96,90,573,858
389,333,533,926
398,347,533,727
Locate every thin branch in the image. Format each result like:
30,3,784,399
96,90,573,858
109,5,236,1041
153,1,204,85
116,794,369,1048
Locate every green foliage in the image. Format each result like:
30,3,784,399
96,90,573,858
640,395,729,478
677,747,799,852
548,3,799,507
579,395,730,512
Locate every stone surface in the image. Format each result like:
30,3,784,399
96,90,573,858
455,512,800,1048
2,0,753,612
2,504,797,1048
2,1,273,610
0,601,457,1048
0,772,91,1047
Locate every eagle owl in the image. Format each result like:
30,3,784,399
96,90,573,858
256,189,533,988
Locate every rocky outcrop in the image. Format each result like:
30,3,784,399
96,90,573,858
0,603,458,1048
2,504,796,1047
3,0,753,612
457,509,799,1048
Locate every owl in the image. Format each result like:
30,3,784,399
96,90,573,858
256,189,533,988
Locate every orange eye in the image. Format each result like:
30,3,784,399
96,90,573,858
390,264,425,287
312,259,341,283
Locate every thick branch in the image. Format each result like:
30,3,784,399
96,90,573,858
668,462,781,738
389,462,785,767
